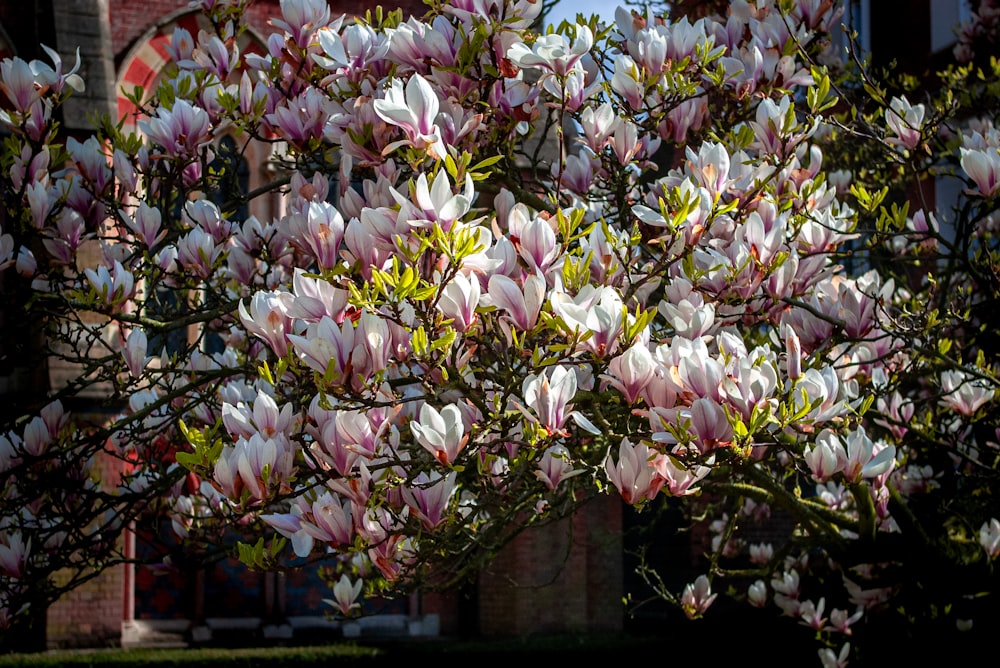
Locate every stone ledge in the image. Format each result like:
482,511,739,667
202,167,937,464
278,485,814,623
120,614,440,648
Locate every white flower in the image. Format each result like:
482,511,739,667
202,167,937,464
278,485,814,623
980,518,1000,559
410,402,467,466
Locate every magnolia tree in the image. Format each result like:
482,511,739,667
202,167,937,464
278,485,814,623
1,0,998,662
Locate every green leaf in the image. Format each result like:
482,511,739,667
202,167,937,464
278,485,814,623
412,326,428,358
174,451,200,472
470,155,503,171
259,362,274,386
430,329,457,353
444,154,459,181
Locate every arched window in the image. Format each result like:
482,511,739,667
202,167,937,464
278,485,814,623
210,135,250,222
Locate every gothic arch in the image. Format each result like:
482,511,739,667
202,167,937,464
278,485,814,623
115,8,266,131
115,10,277,225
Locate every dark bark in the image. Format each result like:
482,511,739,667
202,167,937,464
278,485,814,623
1,594,48,654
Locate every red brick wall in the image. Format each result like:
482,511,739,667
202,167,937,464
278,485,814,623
47,567,125,649
109,0,431,61
477,494,623,637
47,448,129,649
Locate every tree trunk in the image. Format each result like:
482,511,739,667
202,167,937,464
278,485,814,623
1,595,48,654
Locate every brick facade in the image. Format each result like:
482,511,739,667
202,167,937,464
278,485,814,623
48,568,125,649
109,0,283,58
108,0,428,60
477,495,623,637
0,0,628,649
47,444,131,648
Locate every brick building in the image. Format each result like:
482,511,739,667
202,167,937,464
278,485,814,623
0,0,626,650
2,0,978,653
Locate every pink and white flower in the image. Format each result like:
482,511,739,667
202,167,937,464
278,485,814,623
402,470,458,530
980,517,1000,559
522,365,598,437
140,99,211,160
681,574,717,619
410,402,467,466
373,74,447,159
534,444,584,491
324,574,363,616
885,95,925,151
604,438,664,505
239,290,295,358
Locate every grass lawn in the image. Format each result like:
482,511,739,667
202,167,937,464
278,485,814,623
0,633,664,667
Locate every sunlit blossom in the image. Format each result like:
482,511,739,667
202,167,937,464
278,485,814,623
410,402,467,466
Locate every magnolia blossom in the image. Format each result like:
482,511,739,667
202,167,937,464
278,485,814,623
828,607,864,635
600,342,656,404
85,260,135,306
122,328,149,378
805,429,847,482
221,389,297,443
239,290,294,358
550,285,624,357
507,24,593,77
487,273,545,332
515,212,561,274
842,428,896,484
885,95,925,150
214,433,295,505
610,55,643,110
288,201,345,271
139,99,211,159
324,574,363,616
298,493,356,550
271,0,336,48
798,597,828,631
749,542,774,565
0,533,28,578
412,169,473,230
402,471,458,530
373,73,447,158
748,579,767,607
658,294,716,339
0,229,13,272
350,311,395,383
176,227,223,279
651,452,712,497
687,398,735,453
940,369,995,416
288,268,349,323
960,146,1000,197
604,438,664,505
534,444,584,491
818,643,851,668
3,0,997,655
681,575,717,619
410,402,467,466
437,271,480,332
772,569,801,600
750,94,799,154
123,202,166,250
0,44,82,113
1,57,46,113
266,88,332,145
521,365,599,437
0,432,20,473
980,518,1000,559
287,316,356,382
